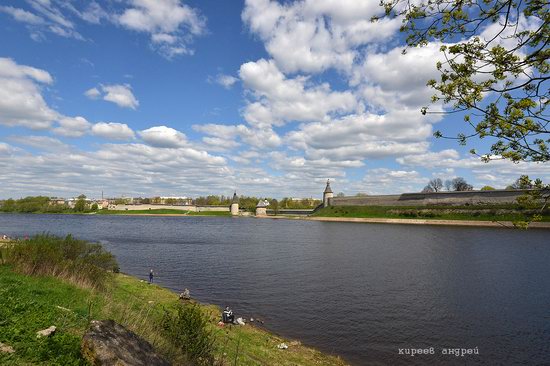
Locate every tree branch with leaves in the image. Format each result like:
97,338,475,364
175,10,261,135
375,0,549,162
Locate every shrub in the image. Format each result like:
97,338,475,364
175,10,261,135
5,234,118,290
398,210,419,218
161,303,215,365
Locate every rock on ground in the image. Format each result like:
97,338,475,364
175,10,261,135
36,326,56,338
0,342,15,354
81,320,170,366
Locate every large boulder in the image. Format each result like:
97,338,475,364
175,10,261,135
81,320,170,366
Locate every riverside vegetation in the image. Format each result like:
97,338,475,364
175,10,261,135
0,235,346,366
313,204,550,223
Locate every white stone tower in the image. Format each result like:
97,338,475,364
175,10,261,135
323,179,333,207
255,199,269,216
230,191,239,216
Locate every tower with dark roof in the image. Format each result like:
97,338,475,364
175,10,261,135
230,191,239,216
323,179,334,207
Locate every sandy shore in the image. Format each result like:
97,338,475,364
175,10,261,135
257,215,550,229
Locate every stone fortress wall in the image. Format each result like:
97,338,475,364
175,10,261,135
114,191,238,214
328,189,530,207
112,187,531,216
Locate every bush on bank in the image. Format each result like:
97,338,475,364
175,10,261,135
4,234,118,290
161,303,216,365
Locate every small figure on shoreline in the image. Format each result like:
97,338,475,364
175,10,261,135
179,288,190,301
222,306,234,324
148,269,154,284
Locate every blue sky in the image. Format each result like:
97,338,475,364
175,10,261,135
0,0,548,199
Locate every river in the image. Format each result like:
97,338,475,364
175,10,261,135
1,214,549,365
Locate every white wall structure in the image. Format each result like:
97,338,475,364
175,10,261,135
230,191,239,216
255,199,269,216
111,204,229,212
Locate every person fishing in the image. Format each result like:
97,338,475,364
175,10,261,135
148,269,154,284
222,306,234,324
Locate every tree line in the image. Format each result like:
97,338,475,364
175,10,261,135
0,195,97,213
0,195,322,213
193,195,320,211
421,175,547,193
422,177,473,193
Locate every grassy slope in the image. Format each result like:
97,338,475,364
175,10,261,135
0,265,93,365
96,209,231,216
313,205,550,222
0,266,347,366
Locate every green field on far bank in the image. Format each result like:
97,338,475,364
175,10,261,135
0,236,345,366
313,205,550,222
96,209,231,216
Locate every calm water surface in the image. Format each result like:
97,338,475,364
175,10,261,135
1,214,549,365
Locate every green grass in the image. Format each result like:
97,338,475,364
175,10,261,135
96,209,231,216
313,205,550,222
0,261,346,365
108,274,347,365
0,265,94,365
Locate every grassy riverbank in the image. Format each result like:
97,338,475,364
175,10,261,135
0,236,345,366
313,205,550,222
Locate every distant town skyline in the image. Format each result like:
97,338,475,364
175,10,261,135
1,0,548,199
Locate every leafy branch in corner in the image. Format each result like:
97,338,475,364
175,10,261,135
375,0,549,162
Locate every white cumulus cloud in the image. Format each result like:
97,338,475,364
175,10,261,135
242,0,399,74
209,74,239,89
92,122,135,140
84,87,101,99
102,84,139,109
139,126,188,148
0,5,44,25
0,142,14,156
0,57,58,129
85,84,139,110
118,0,206,58
239,59,358,127
53,116,91,137
194,123,282,150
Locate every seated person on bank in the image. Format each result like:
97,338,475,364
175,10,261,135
222,306,234,324
179,288,190,301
